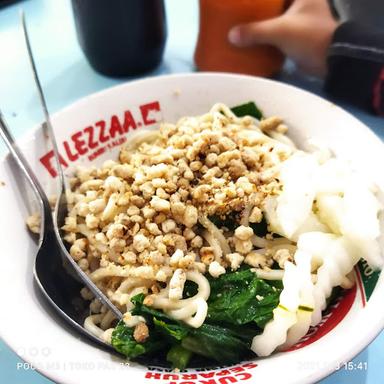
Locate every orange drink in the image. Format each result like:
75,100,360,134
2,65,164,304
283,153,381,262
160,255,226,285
194,0,286,77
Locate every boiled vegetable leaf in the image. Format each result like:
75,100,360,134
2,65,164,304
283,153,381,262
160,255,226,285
183,280,198,298
112,268,281,367
250,216,269,237
111,320,163,359
231,101,263,120
131,293,177,322
153,317,189,341
207,268,281,328
129,288,266,364
182,323,250,364
208,212,239,231
166,345,193,370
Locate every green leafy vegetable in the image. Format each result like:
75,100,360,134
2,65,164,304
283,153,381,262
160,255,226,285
129,292,253,364
153,317,189,341
208,212,239,231
111,322,146,358
183,280,198,298
111,320,163,359
250,216,269,237
231,101,263,120
131,293,174,322
112,294,177,359
112,267,281,368
207,268,281,328
182,324,250,364
166,345,193,370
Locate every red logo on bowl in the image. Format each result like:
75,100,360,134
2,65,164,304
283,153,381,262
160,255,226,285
39,101,161,177
144,362,258,384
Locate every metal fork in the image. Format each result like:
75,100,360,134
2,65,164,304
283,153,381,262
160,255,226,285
20,11,123,318
0,14,123,346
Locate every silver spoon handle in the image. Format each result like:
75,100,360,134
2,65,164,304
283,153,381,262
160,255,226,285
21,11,65,191
0,110,51,218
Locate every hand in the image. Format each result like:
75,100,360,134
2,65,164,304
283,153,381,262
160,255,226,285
228,0,339,77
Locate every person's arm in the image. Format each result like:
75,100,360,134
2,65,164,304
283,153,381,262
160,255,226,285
228,0,384,115
325,21,384,115
228,0,337,76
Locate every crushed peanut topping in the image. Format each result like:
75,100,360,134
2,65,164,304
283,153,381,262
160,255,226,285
62,104,295,311
133,321,149,343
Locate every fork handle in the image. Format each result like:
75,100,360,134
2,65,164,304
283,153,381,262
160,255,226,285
21,12,66,191
0,110,51,219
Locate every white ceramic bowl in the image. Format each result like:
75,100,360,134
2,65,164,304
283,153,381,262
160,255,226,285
0,73,383,384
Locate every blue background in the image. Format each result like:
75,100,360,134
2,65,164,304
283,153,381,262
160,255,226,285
0,0,383,383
